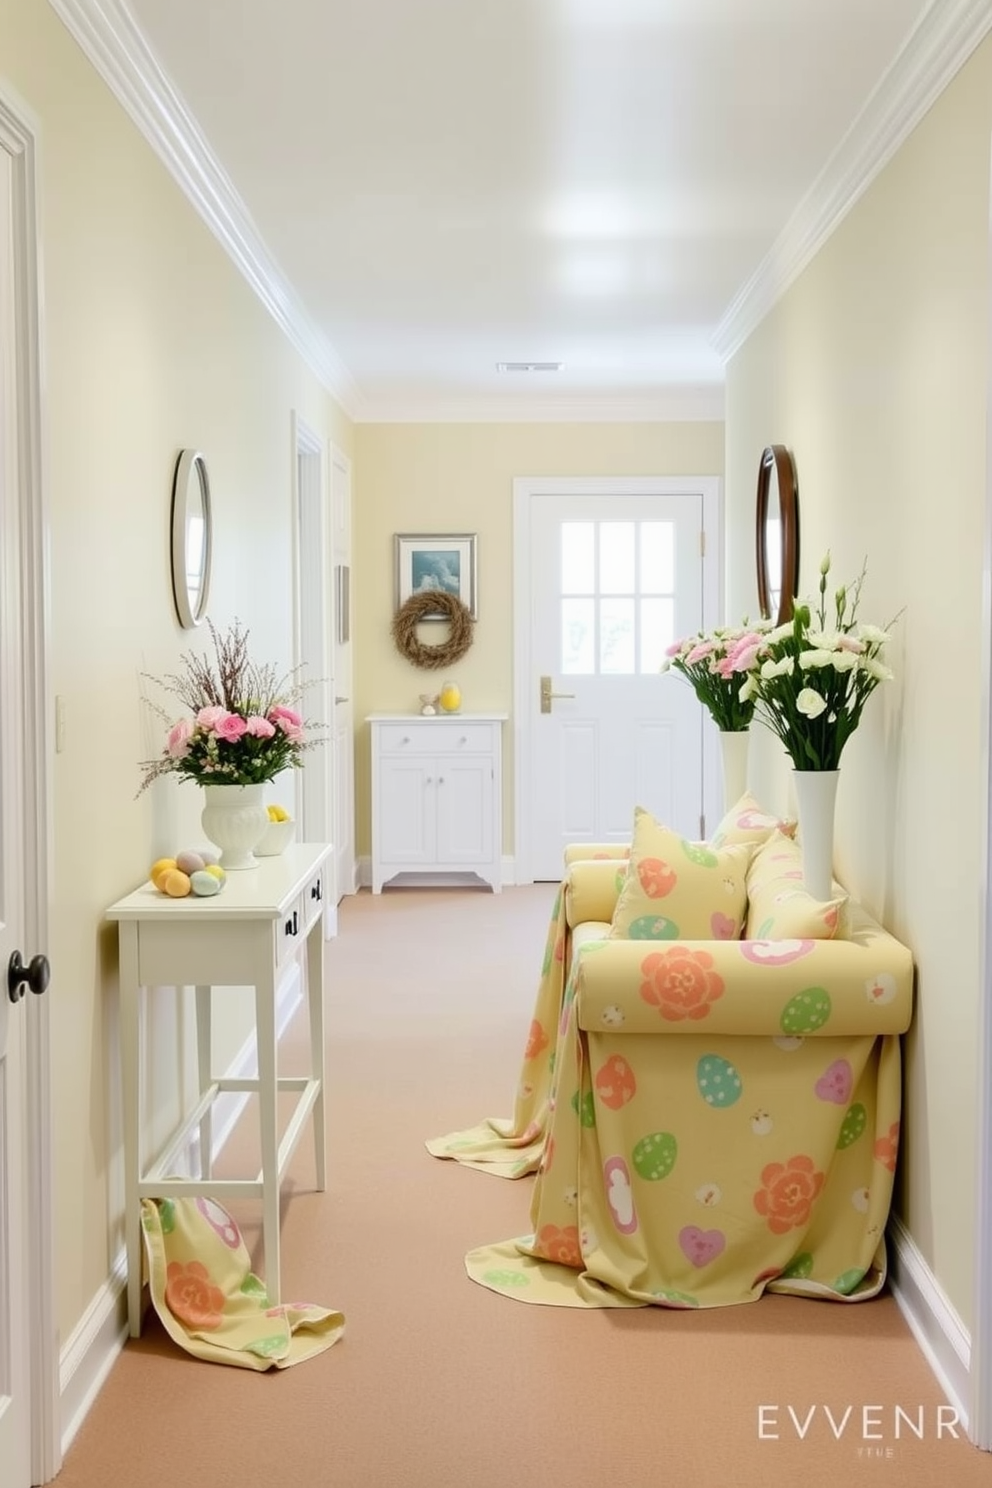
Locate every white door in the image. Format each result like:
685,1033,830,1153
514,477,722,881
330,446,356,900
0,136,35,1488
293,416,332,851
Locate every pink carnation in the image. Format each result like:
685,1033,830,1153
167,719,193,758
214,712,248,742
685,640,715,664
245,715,276,738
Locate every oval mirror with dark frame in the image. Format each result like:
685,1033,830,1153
170,448,213,629
755,444,799,625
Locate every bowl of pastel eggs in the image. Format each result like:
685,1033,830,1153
150,849,227,898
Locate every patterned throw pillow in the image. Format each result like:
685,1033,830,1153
744,829,847,940
709,790,796,849
609,807,753,942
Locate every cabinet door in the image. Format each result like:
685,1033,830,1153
379,757,437,865
435,757,493,865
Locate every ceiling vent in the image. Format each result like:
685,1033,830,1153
495,361,563,373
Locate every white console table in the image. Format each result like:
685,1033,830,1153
368,713,506,893
106,841,332,1338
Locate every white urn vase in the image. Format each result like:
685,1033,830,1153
200,783,269,870
793,769,840,901
717,730,750,813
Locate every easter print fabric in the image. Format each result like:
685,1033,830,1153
141,1196,345,1368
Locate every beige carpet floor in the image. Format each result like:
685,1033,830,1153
58,883,992,1488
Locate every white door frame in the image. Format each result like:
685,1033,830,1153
971,135,992,1450
0,86,58,1483
512,474,724,885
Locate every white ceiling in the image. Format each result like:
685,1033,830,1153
56,0,990,419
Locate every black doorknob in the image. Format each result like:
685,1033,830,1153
7,951,50,1004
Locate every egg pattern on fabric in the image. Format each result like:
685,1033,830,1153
631,1131,677,1181
780,988,832,1035
627,915,679,940
837,1103,868,1149
696,1054,742,1108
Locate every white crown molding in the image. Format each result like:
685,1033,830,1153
47,0,367,418
356,388,725,424
712,0,992,363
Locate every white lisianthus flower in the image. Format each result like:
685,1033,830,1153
766,623,796,644
760,655,794,679
798,649,835,669
806,629,839,649
857,624,890,645
860,657,895,682
829,651,860,673
739,675,758,703
796,688,828,719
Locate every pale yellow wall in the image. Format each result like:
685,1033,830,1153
351,421,724,856
4,0,352,1343
725,37,992,1327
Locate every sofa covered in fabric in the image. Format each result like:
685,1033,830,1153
427,796,914,1311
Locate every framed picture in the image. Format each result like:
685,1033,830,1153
394,532,478,619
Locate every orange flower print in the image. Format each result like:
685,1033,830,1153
165,1260,225,1330
535,1223,582,1268
636,857,677,899
754,1155,825,1235
524,1020,549,1061
639,948,724,1022
874,1121,900,1173
595,1054,637,1109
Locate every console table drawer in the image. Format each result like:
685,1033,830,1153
377,722,495,755
278,893,305,965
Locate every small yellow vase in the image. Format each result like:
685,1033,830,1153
438,681,462,714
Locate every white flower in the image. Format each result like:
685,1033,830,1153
766,622,795,644
860,657,894,682
796,688,828,719
739,674,758,703
760,655,794,679
829,651,860,673
857,624,890,646
798,649,835,669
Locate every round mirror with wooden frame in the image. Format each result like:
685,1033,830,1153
170,448,212,629
755,444,799,625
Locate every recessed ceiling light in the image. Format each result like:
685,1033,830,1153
495,361,563,373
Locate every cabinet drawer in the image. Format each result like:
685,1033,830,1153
277,892,305,966
376,722,494,755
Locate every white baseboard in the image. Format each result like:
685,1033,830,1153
59,1247,128,1456
887,1213,973,1435
59,964,304,1450
356,854,516,889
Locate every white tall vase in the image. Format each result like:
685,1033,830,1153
200,783,269,870
718,730,750,813
793,769,840,901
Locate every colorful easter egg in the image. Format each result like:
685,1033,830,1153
696,1053,742,1108
652,1289,700,1308
161,868,192,898
631,1131,677,1181
780,1252,813,1280
837,1103,868,1149
176,849,206,875
780,987,831,1035
204,863,226,883
190,869,222,897
834,1268,867,1296
628,915,679,940
150,857,177,889
636,857,677,898
681,841,717,868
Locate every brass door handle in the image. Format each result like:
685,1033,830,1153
540,675,576,714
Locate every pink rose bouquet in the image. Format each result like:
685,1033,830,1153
138,620,320,794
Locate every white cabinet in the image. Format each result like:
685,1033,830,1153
368,714,506,893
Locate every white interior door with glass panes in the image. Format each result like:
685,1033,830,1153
515,478,721,882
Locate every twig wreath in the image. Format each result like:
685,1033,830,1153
391,590,475,670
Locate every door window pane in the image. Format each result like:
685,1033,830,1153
641,597,675,673
562,522,595,594
640,522,674,594
562,598,595,673
600,522,635,594
600,597,635,674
